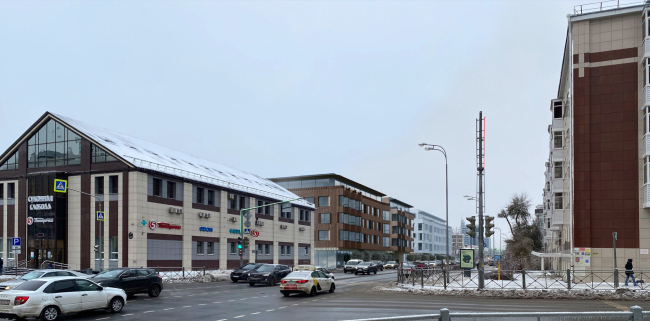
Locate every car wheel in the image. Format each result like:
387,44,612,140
329,283,336,293
231,279,238,283
109,297,124,313
309,286,317,297
282,291,290,297
249,282,255,286
39,306,60,321
355,272,358,275
270,278,276,286
374,270,377,275
148,284,161,297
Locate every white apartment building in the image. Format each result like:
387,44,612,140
412,209,452,256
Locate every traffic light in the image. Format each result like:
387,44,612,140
237,236,243,249
243,237,250,249
485,215,495,238
93,245,99,252
238,249,243,256
466,216,476,238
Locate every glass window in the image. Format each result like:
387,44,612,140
196,187,204,204
91,144,117,163
553,102,563,119
281,246,286,255
75,279,101,291
109,237,118,260
15,281,47,292
281,203,292,219
197,242,204,255
554,193,563,210
207,242,214,255
94,237,104,259
28,119,81,168
321,213,330,224
553,131,563,149
230,242,236,254
52,280,76,293
152,178,162,197
109,176,118,194
318,230,329,240
167,181,176,199
554,162,563,179
95,177,104,195
208,190,215,206
7,183,14,199
318,196,329,207
305,197,314,205
0,151,18,171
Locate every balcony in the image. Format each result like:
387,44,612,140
551,209,564,227
644,86,650,108
644,184,650,208
645,134,650,157
644,38,650,59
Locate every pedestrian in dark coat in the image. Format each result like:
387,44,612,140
625,258,636,286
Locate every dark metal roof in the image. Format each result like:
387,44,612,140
388,197,413,208
268,173,386,197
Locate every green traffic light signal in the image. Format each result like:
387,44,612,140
238,244,242,249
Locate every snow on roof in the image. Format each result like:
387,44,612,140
51,113,314,208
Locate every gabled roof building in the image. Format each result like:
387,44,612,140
0,112,314,270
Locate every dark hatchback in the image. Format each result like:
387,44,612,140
247,264,291,286
92,268,163,297
230,263,264,282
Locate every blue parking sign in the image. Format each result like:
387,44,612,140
12,238,20,247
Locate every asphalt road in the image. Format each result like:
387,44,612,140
5,270,650,321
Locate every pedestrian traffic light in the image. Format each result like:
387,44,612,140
238,249,243,256
93,245,99,252
243,237,250,249
466,216,476,238
485,215,495,238
237,236,243,249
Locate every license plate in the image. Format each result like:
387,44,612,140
0,300,9,305
232,275,239,278
284,285,297,290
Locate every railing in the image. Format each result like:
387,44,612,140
397,268,650,290
39,260,70,270
155,267,208,280
645,86,650,108
574,0,643,15
344,306,646,321
126,156,313,207
644,183,650,208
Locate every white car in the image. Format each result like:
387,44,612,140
0,269,87,291
279,270,335,297
0,276,126,320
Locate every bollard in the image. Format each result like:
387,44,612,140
413,270,415,287
182,267,185,278
522,270,526,290
614,268,619,289
630,305,643,321
567,269,571,290
443,269,447,290
421,270,424,288
440,308,450,321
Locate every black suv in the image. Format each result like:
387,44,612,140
230,263,264,282
372,261,384,271
92,268,163,297
247,264,291,286
355,262,378,275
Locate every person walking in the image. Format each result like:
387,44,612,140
0,257,4,276
625,258,637,286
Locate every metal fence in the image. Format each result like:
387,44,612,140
155,267,209,280
397,268,650,290
345,306,647,321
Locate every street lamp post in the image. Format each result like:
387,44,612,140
418,143,449,289
239,197,305,266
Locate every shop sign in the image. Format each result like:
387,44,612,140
199,227,213,232
229,229,241,234
149,220,157,230
28,196,54,210
157,222,181,230
27,216,53,225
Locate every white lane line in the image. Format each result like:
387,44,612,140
228,300,235,302
262,295,268,297
216,319,227,321
292,304,299,306
278,306,287,309
96,318,110,320
188,294,195,297
121,314,134,317
233,315,245,319
266,309,275,312
239,298,246,300
199,303,207,306
251,312,261,315
174,296,181,298
251,296,258,298
213,301,222,304
143,311,154,313
164,308,174,311
183,306,192,308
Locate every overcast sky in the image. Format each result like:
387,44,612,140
0,1,599,248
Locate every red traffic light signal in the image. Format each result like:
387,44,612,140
238,249,243,256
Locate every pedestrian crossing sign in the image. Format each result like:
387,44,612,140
54,179,67,193
96,211,105,221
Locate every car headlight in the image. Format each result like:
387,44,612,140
4,287,10,290
263,274,270,277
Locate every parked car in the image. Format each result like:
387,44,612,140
385,261,397,269
343,260,363,273
354,262,378,275
92,268,163,298
248,264,291,286
230,263,264,282
372,261,384,271
0,276,126,321
400,264,414,277
279,270,335,297
0,270,83,291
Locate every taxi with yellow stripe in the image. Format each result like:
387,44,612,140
279,265,335,297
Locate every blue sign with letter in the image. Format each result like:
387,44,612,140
12,238,20,246
229,229,241,234
494,255,501,262
199,227,213,232
244,228,251,235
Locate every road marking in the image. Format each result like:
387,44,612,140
213,301,222,304
228,300,235,302
164,308,174,310
188,294,195,297
278,306,287,309
251,296,258,298
199,303,207,306
96,318,110,320
292,304,299,306
240,298,246,300
251,312,260,315
122,314,133,317
603,301,629,311
234,315,245,319
262,295,268,297
266,309,275,312
144,311,154,313
174,296,181,298
183,306,192,308
216,319,227,321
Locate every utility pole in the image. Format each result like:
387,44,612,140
477,111,485,289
